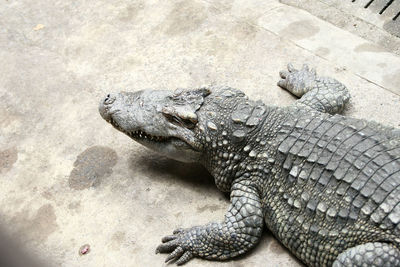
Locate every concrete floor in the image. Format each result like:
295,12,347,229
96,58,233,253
1,0,400,266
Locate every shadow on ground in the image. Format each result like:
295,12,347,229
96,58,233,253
130,153,217,189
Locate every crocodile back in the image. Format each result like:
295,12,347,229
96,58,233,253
265,108,400,266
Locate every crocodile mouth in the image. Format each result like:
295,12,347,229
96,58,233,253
109,119,169,143
108,116,199,157
126,129,170,142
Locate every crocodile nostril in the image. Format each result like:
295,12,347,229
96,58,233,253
104,94,116,105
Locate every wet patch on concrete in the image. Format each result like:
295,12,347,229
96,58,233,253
161,0,207,36
29,204,58,242
68,146,118,190
10,204,59,243
68,201,81,212
232,19,259,40
354,43,387,53
0,147,18,174
315,47,330,57
279,19,319,40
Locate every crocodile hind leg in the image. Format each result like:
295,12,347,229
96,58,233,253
332,242,400,266
277,63,350,115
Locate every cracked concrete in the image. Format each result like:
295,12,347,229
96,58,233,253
0,0,399,266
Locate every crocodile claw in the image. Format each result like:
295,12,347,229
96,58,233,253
156,229,194,265
164,247,194,265
279,70,289,79
287,63,296,72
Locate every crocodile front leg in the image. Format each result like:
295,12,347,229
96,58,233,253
278,63,350,114
156,178,264,265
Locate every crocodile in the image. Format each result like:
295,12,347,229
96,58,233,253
98,63,400,266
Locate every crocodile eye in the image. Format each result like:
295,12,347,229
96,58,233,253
180,118,196,129
163,113,196,129
162,107,198,129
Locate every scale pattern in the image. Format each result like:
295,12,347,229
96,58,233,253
265,108,400,265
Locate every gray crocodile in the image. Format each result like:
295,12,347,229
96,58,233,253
99,63,400,266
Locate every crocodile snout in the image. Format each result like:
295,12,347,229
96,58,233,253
99,93,117,121
104,93,116,105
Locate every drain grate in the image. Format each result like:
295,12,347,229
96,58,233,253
359,0,399,20
281,0,400,55
350,0,400,37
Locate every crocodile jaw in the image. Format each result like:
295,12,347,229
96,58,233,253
99,90,202,163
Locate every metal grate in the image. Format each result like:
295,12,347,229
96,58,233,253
350,0,400,37
361,0,398,19
353,0,400,20
394,11,400,20
378,0,394,15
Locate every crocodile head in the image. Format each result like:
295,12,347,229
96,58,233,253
99,88,211,163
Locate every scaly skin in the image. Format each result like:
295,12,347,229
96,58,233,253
99,63,400,266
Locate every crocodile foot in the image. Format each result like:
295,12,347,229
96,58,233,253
277,63,317,97
156,228,195,265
